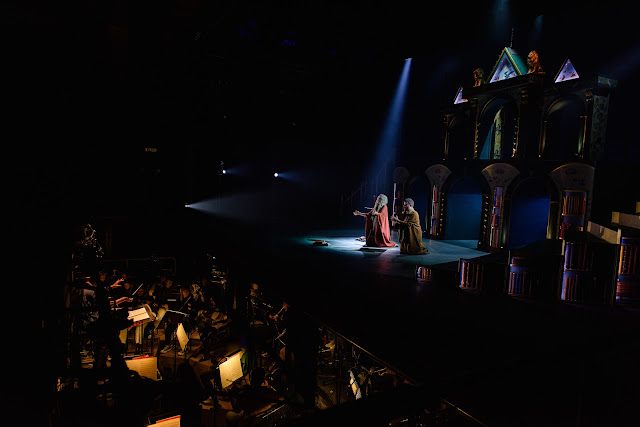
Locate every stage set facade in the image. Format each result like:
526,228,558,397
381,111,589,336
392,47,639,307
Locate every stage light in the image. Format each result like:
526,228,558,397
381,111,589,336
222,169,227,174
274,172,279,178
367,57,412,185
184,191,273,223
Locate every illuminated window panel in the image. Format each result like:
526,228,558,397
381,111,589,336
490,56,518,82
454,86,468,104
554,58,579,83
488,48,527,83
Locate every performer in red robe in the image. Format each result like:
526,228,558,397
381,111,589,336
353,194,397,248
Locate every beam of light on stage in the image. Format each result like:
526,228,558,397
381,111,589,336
367,58,412,190
488,0,512,45
528,15,543,49
185,191,270,223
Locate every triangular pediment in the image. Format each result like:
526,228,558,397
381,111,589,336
488,47,528,83
554,57,580,83
454,86,468,104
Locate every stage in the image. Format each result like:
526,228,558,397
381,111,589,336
235,226,640,426
287,229,486,278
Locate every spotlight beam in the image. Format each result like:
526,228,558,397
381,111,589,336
185,190,271,223
368,58,412,187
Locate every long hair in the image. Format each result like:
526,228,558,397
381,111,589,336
374,194,388,212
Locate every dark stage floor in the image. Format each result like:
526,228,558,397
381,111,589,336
224,225,640,427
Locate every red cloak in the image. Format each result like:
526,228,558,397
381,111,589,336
364,205,396,248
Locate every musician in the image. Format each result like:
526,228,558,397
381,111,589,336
390,198,429,255
130,284,156,353
93,269,125,294
192,290,231,362
147,273,168,301
95,277,156,356
143,274,166,338
267,298,317,408
159,280,188,354
83,272,128,370
268,300,290,362
225,367,280,426
353,194,397,248
113,279,136,352
177,283,201,356
78,276,100,326
151,275,177,338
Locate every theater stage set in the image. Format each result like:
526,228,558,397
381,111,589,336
41,2,640,426
51,55,640,427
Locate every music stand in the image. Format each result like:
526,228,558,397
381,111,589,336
125,355,160,381
204,349,246,418
218,349,245,389
127,304,156,355
164,308,190,376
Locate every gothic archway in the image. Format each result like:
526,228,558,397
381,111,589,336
478,97,518,160
542,96,586,161
507,177,551,249
444,176,483,241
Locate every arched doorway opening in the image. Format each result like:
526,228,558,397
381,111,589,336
542,97,585,161
507,177,551,249
478,98,517,160
447,116,473,160
444,177,482,241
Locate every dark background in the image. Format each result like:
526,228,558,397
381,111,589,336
6,0,639,284
8,0,639,215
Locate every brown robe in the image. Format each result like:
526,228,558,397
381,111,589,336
397,209,429,255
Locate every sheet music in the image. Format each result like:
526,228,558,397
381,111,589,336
149,415,180,426
176,323,189,351
127,307,150,323
125,356,158,381
219,351,244,389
